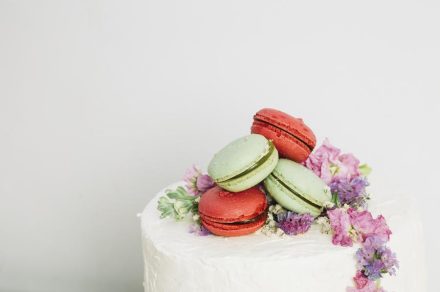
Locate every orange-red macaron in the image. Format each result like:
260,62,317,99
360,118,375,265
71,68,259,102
198,186,267,237
251,108,316,163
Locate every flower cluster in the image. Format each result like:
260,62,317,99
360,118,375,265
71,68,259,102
305,140,398,291
277,212,314,236
261,204,314,236
326,206,392,247
356,236,398,280
330,177,369,207
347,271,385,292
158,138,398,290
183,165,215,195
326,206,397,291
189,222,211,236
304,139,370,208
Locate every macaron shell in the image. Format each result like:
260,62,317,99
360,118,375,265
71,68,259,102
253,108,316,148
264,174,321,216
252,120,310,162
208,134,272,183
201,212,267,237
198,186,267,223
274,159,331,205
216,145,278,192
263,159,331,217
251,108,316,163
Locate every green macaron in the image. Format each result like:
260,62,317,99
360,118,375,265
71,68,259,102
264,159,331,217
208,134,279,192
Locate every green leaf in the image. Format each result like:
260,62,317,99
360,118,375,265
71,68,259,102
331,192,340,207
359,164,372,176
166,187,195,201
157,187,198,221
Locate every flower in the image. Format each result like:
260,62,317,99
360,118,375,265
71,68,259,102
356,236,399,280
353,271,369,289
304,139,362,184
348,209,392,243
327,207,354,246
330,177,369,208
304,138,341,183
183,165,215,195
346,280,385,292
334,153,361,182
277,212,314,235
189,223,211,236
196,174,215,193
315,216,332,234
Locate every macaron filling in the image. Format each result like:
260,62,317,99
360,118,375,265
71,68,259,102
269,173,323,211
215,141,276,184
201,211,267,226
253,117,313,151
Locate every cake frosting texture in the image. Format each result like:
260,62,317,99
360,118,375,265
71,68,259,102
141,182,426,292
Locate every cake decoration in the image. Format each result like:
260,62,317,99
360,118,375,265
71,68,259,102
156,108,398,292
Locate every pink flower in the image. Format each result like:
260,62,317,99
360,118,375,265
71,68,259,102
327,208,353,246
183,165,215,195
333,153,360,182
304,139,361,184
347,280,385,292
353,271,369,289
304,138,340,183
348,209,392,243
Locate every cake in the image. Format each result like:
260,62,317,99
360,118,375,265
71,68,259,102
140,108,427,291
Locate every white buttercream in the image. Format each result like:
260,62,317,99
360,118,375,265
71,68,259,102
141,182,426,292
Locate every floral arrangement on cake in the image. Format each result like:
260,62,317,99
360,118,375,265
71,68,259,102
157,108,398,292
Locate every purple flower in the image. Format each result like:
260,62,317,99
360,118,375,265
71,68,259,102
330,177,369,207
277,212,314,235
355,236,399,280
304,139,361,184
189,223,211,236
327,207,353,246
348,209,392,243
196,174,215,193
183,165,215,195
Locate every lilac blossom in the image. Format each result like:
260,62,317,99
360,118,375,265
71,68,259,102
330,177,369,207
277,212,314,235
183,165,215,195
189,223,211,236
355,236,399,280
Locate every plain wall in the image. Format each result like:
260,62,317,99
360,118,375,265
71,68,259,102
1,1,439,291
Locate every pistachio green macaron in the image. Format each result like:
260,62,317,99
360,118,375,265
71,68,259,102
208,134,279,192
264,159,331,217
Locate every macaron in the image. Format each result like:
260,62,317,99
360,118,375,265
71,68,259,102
264,159,331,217
251,108,316,163
198,186,268,236
208,134,279,192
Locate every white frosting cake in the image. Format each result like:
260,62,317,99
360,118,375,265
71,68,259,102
141,182,426,292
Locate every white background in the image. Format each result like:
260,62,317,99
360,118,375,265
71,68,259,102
1,1,439,291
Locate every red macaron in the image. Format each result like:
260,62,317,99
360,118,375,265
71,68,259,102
198,186,267,237
251,108,316,163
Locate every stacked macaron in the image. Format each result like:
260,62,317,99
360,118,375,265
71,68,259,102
199,108,331,236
